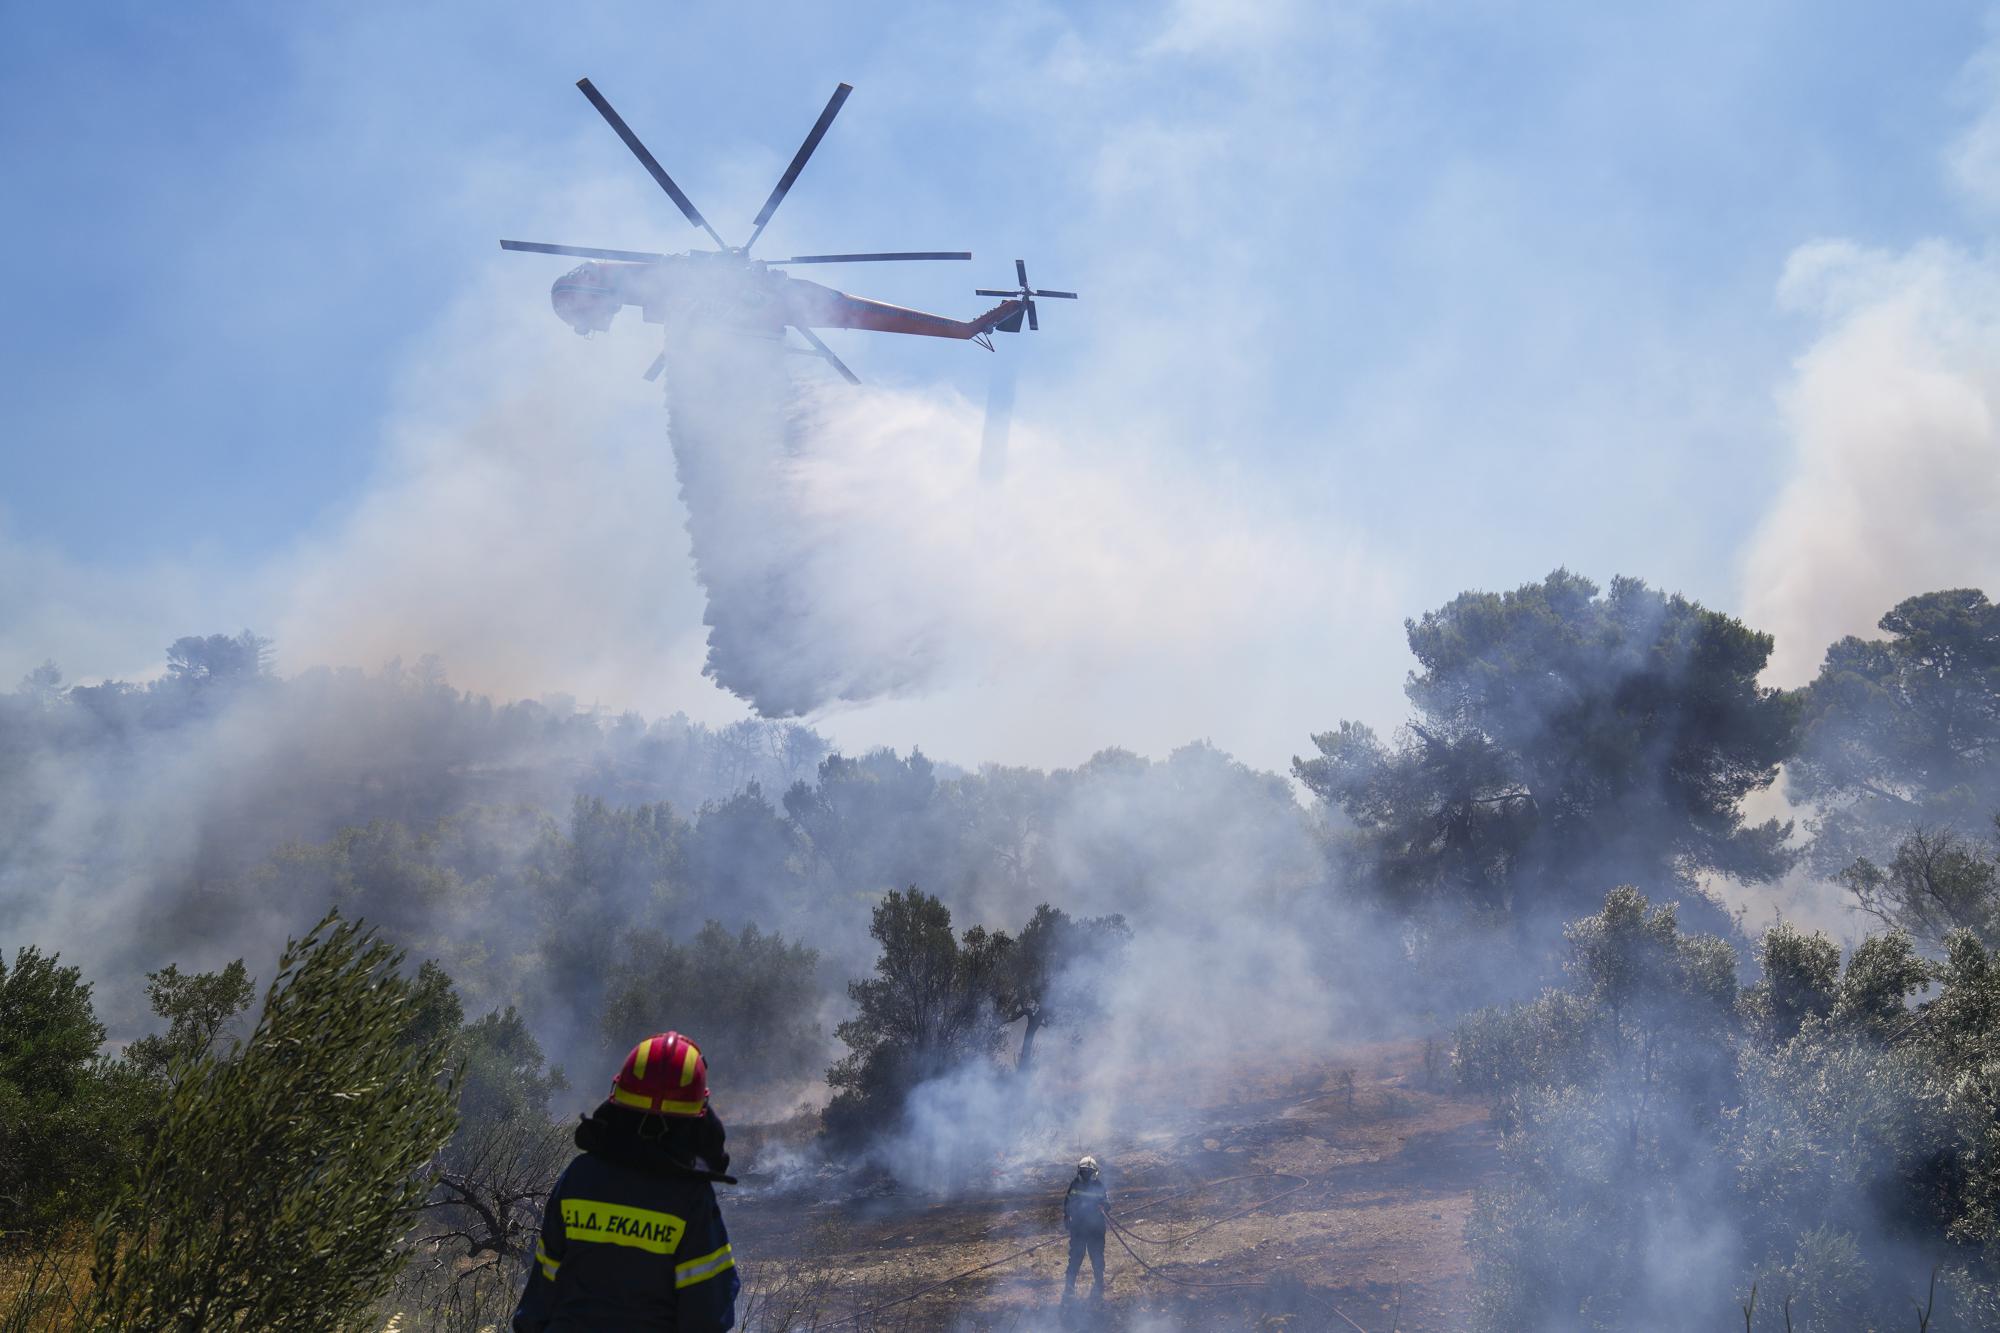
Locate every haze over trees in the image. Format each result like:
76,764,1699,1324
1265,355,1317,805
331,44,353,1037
1792,589,2000,876
1296,572,1797,935
822,888,1014,1145
1838,819,2000,950
1457,888,2000,1330
6,573,2000,1325
990,904,1130,1073
600,921,822,1097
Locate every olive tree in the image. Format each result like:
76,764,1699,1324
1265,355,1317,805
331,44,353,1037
86,913,457,1332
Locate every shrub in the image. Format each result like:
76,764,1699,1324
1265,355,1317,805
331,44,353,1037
823,889,1008,1145
0,948,130,1243
85,913,457,1331
600,920,820,1105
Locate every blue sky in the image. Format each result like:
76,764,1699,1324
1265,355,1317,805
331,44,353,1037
4,2,1998,772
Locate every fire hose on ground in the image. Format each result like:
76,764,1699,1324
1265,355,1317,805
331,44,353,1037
811,1170,1379,1330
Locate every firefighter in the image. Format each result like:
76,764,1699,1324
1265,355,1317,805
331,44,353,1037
514,1031,739,1332
1062,1154,1109,1300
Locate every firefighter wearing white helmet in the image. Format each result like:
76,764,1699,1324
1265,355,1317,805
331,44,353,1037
1062,1155,1109,1300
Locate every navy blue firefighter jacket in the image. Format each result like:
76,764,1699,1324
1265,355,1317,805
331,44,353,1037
1064,1172,1108,1235
514,1104,739,1332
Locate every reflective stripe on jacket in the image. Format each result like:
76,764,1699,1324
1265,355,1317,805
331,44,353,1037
513,1147,738,1332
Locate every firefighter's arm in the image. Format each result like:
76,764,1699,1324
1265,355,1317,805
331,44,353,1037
511,1185,566,1333
673,1193,739,1332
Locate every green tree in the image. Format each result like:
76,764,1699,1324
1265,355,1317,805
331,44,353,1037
1838,819,2000,949
124,960,254,1083
600,921,819,1101
452,1006,565,1143
401,993,570,1327
784,749,943,889
0,947,123,1239
85,913,457,1331
1731,927,1993,1330
684,785,799,913
1793,589,2000,873
1739,921,1840,1042
0,948,103,1111
163,631,271,685
989,905,1130,1071
532,798,687,908
400,958,467,1057
1905,928,2000,1281
15,661,63,708
1457,888,1741,1329
1297,571,1796,929
1460,895,2000,1330
823,889,1011,1144
530,798,690,1020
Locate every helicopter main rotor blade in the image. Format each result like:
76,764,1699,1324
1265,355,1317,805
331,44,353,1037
1031,289,1078,299
743,83,852,254
974,289,1017,297
501,239,674,263
794,325,861,385
575,78,729,251
771,251,972,264
1015,258,1028,287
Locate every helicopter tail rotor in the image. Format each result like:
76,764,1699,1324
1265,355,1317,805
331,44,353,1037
975,258,1076,333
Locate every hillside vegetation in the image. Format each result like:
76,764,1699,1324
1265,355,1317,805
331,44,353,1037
5,577,2000,1328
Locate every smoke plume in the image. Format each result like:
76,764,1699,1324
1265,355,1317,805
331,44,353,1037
1743,240,2000,683
656,321,1389,724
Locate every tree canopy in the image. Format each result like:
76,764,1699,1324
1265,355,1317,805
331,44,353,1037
1794,589,2000,873
823,888,1010,1144
1458,889,2000,1329
0,946,122,1238
1297,571,1797,930
599,920,821,1103
87,914,458,1331
989,904,1130,1071
124,960,255,1083
1838,818,2000,950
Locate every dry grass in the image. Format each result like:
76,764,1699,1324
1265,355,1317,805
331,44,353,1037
723,1038,1495,1331
6,1042,1492,1330
0,1235,91,1332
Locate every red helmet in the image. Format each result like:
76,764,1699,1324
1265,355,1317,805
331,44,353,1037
609,1031,710,1116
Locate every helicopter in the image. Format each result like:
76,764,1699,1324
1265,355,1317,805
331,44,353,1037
501,79,1076,385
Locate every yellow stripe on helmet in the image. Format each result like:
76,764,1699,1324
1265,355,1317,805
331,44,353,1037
609,1084,706,1115
679,1040,701,1088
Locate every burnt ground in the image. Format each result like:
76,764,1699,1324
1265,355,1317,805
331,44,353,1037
724,1040,1499,1331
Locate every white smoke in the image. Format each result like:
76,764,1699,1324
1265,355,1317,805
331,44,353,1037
1743,30,2000,684
1741,239,2000,683
779,382,1386,707
0,243,1397,771
275,380,719,710
343,295,1397,737
868,742,1368,1198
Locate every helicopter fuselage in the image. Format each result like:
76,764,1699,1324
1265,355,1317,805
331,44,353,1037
551,255,1021,343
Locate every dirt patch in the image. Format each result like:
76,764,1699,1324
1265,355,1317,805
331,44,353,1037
726,1039,1497,1330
